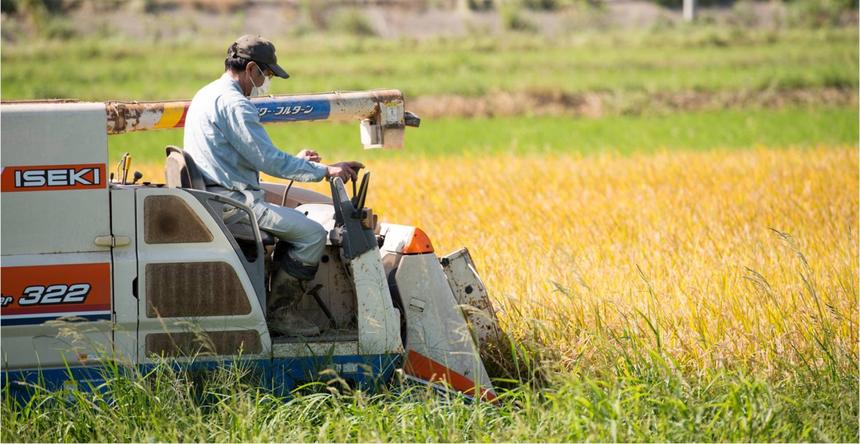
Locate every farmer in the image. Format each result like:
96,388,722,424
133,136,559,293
183,34,363,336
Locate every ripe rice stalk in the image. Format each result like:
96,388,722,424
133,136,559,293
131,146,858,381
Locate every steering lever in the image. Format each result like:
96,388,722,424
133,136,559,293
351,171,370,212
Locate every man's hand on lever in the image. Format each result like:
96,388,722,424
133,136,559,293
297,149,363,182
325,161,365,183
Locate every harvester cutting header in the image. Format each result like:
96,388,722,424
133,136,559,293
2,85,500,401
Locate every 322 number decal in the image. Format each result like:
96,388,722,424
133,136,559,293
18,284,91,305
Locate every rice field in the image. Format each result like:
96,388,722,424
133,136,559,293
134,145,858,376
128,146,859,377
286,146,858,378
7,146,857,442
3,17,858,441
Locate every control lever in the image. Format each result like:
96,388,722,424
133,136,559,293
116,152,131,184
351,171,370,212
328,177,376,260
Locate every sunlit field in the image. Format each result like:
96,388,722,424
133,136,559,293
3,12,858,440
370,148,857,373
134,146,858,376
8,146,855,442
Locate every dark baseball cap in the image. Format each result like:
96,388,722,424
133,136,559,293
231,34,289,79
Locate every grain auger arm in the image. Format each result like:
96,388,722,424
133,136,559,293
105,90,420,149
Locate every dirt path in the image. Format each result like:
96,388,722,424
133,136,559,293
407,87,857,119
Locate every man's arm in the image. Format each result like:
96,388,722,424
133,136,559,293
223,101,329,182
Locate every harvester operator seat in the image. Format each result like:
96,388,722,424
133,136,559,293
163,145,275,246
165,145,206,190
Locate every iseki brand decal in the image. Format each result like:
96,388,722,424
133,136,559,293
1,263,111,325
0,164,106,192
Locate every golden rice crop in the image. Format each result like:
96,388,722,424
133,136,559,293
138,146,858,376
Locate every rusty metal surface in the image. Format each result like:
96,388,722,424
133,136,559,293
441,248,502,347
296,245,358,330
327,89,402,121
105,90,408,134
106,100,187,134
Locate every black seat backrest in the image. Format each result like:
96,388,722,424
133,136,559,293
165,145,206,190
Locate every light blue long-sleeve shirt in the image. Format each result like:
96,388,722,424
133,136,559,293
183,73,328,191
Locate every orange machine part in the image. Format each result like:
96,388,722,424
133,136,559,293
402,227,435,254
404,350,497,402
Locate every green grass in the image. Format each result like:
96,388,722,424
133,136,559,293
109,106,859,167
3,322,856,442
2,27,856,101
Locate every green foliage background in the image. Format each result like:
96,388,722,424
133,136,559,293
1,6,858,442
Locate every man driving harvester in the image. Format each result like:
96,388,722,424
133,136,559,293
184,34,364,336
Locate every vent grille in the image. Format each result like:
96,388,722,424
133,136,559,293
146,261,251,317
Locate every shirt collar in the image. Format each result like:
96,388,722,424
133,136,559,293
220,72,245,96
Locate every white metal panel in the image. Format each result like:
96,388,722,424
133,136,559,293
379,223,416,254
1,102,110,255
0,103,107,165
296,203,337,243
134,187,271,364
396,254,495,400
110,186,139,364
351,249,404,355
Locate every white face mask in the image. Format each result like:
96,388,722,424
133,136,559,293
249,65,271,97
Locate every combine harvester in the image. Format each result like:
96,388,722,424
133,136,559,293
0,91,501,401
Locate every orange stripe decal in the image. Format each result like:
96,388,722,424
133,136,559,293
153,102,188,129
403,350,497,401
1,263,111,318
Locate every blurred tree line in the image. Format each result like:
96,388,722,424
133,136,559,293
2,0,857,14
1,0,855,41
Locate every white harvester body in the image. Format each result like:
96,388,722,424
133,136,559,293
0,93,500,401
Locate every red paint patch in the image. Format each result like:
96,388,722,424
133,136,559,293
175,106,189,128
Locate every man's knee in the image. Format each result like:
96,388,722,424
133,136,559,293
281,219,326,265
293,218,326,244
301,223,327,263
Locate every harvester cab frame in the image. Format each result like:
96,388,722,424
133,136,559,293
0,90,501,402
